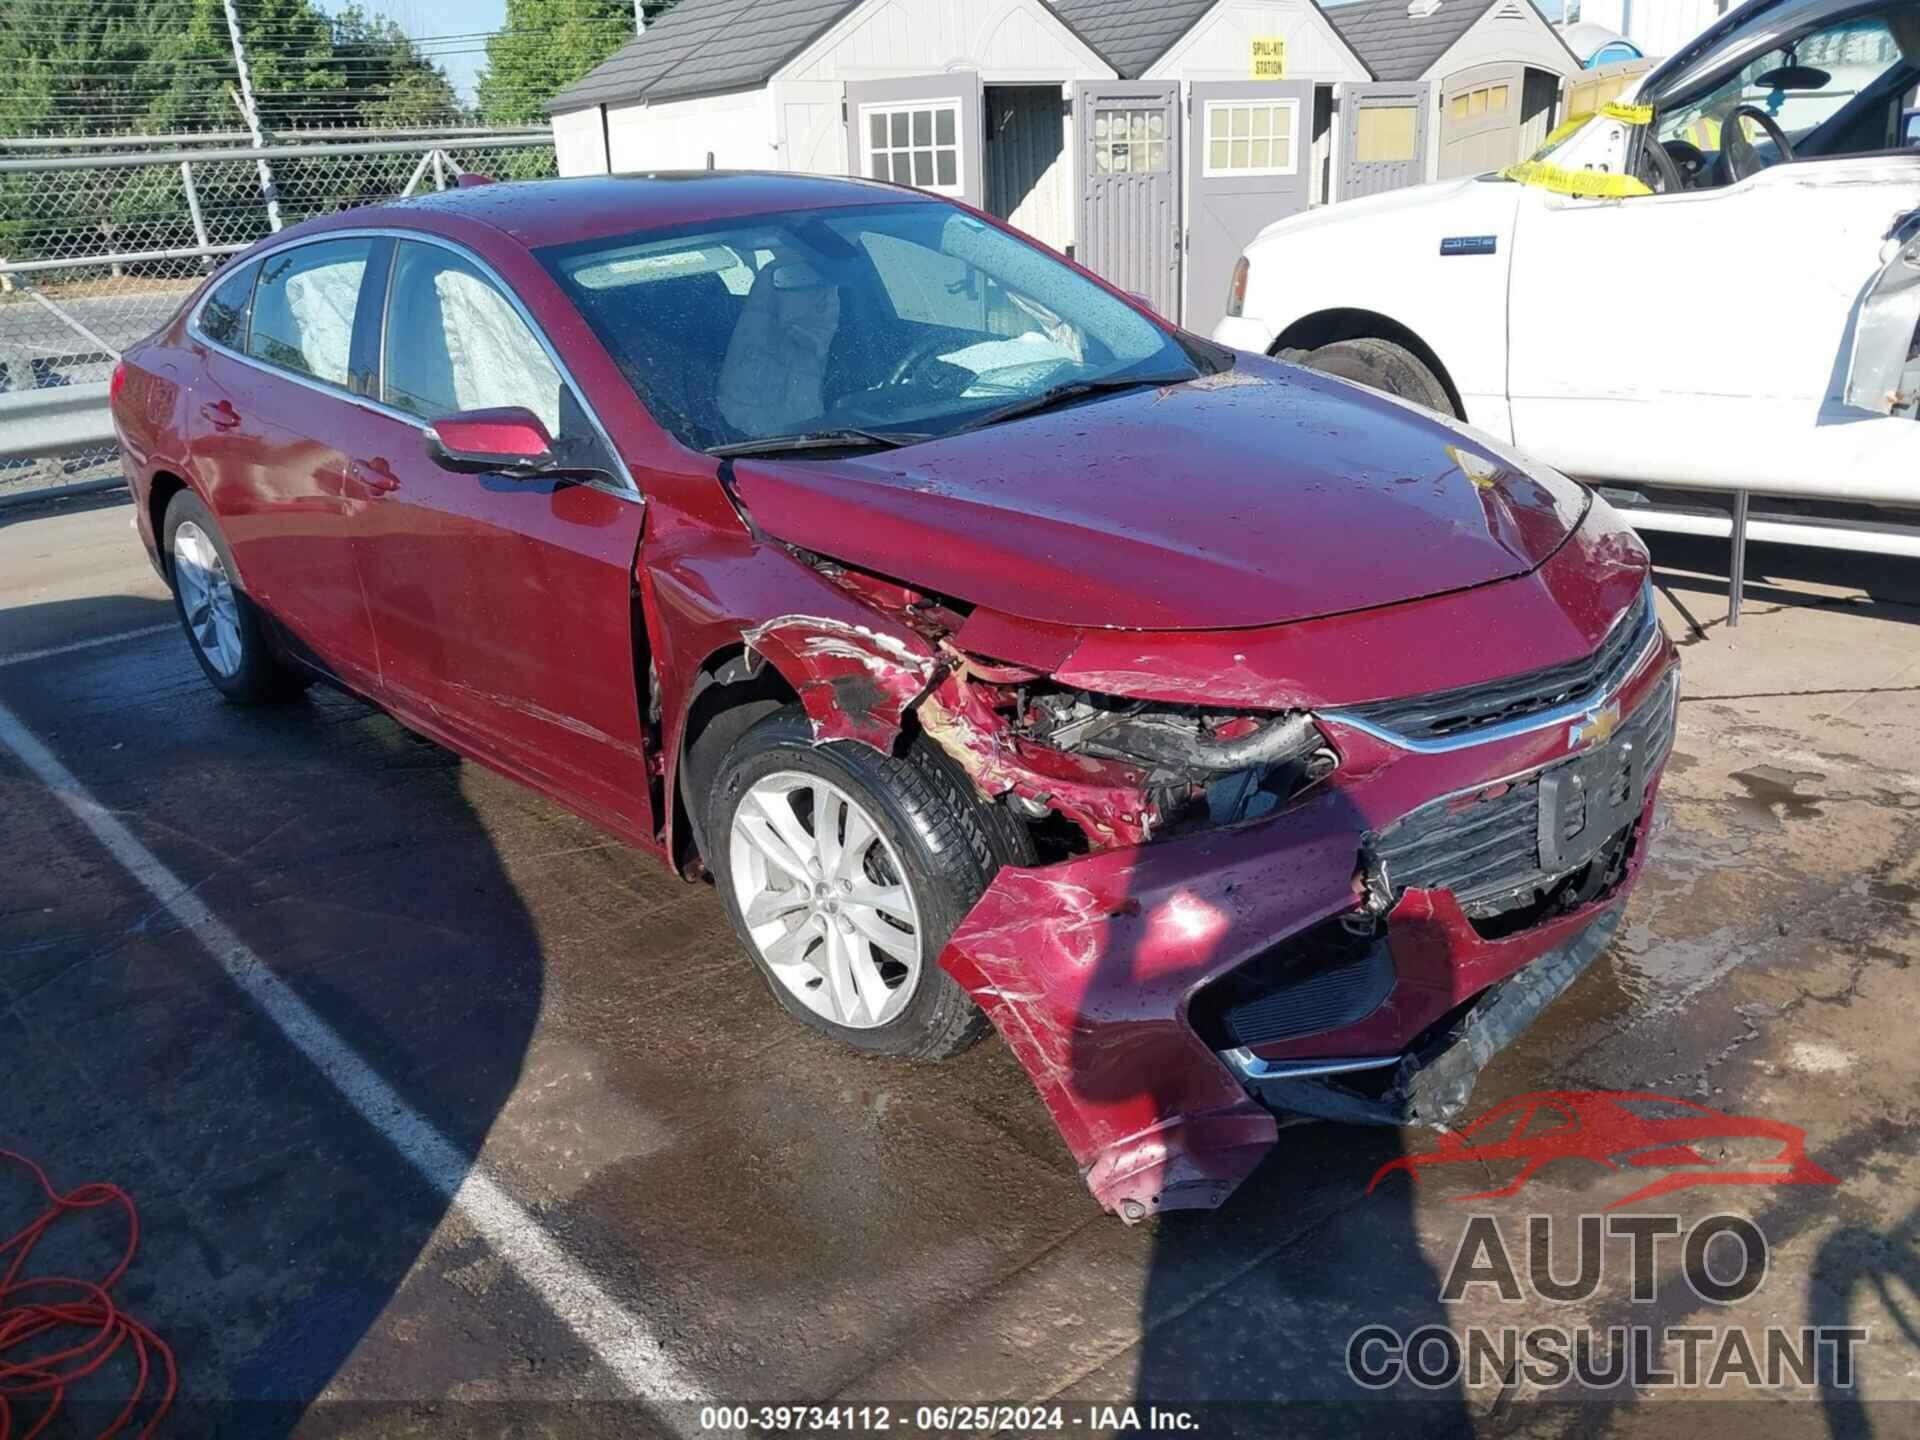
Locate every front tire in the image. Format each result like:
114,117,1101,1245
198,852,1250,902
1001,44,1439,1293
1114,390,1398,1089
162,488,307,704
1300,337,1456,417
708,708,1023,1060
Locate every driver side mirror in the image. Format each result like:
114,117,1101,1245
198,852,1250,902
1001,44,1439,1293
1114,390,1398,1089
424,406,557,477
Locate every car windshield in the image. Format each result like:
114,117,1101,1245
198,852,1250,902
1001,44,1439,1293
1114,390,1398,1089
536,200,1203,454
1655,11,1920,158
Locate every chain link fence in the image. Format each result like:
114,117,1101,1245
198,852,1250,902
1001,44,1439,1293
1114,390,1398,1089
1,131,556,503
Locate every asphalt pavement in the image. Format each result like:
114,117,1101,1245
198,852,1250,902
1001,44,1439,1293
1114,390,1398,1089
1,493,1916,1438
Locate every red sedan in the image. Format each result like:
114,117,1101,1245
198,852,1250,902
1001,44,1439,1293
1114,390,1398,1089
109,172,1678,1219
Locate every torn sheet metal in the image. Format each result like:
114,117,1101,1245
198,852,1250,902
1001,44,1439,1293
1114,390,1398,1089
917,668,1160,849
741,613,937,751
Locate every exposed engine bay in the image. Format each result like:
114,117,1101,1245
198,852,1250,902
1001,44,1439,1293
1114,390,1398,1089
1017,689,1336,836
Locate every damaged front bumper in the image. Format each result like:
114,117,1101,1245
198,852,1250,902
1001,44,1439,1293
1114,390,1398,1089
1222,902,1621,1128
934,644,1675,1222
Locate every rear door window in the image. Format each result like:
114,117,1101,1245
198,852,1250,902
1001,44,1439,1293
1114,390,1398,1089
246,237,373,388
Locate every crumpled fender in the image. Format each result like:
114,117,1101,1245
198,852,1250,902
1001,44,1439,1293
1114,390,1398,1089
741,614,939,751
739,614,1163,847
934,790,1365,1220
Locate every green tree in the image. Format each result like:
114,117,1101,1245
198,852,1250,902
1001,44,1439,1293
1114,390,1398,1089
0,0,467,263
169,0,344,130
0,0,463,136
326,4,463,129
478,0,678,124
0,1,223,136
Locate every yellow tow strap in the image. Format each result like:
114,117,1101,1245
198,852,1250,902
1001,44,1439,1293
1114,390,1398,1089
1539,114,1593,149
1499,159,1653,198
1499,100,1656,198
1599,100,1655,125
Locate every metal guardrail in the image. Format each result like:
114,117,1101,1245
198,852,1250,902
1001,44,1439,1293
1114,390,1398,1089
0,383,114,464
0,130,557,505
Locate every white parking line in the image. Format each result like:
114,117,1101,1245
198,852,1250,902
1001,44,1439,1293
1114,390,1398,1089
0,696,710,1412
0,623,177,669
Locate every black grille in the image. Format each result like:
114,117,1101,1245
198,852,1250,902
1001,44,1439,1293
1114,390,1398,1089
1370,671,1676,918
1220,940,1395,1047
1343,589,1652,742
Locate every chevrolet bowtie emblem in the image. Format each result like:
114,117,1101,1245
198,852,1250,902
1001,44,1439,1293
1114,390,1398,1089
1569,702,1620,749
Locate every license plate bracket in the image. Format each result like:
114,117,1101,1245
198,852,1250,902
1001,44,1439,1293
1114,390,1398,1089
1536,731,1648,874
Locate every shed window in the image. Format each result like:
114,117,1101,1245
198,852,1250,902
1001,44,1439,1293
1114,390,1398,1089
1203,100,1299,176
1448,83,1511,120
1092,107,1168,173
863,104,962,195
1353,104,1419,163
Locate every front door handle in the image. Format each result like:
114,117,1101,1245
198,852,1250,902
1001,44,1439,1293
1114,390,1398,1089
352,457,402,496
199,399,241,429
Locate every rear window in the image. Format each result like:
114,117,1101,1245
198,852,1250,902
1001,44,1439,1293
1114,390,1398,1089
246,237,373,388
197,262,256,349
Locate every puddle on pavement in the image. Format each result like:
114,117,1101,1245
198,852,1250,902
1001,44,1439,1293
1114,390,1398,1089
1727,765,1827,827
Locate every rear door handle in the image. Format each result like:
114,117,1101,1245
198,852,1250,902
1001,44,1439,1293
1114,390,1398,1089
199,399,241,429
351,457,402,495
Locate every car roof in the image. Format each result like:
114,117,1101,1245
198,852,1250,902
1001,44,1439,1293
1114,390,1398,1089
333,171,926,252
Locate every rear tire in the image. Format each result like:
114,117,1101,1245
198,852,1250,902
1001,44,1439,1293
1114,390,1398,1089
1300,337,1456,417
162,488,308,704
708,708,1026,1061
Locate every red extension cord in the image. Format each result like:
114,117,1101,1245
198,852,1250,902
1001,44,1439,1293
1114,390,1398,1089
0,1152,175,1439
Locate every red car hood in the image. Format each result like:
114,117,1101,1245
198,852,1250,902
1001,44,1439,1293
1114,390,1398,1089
727,360,1587,632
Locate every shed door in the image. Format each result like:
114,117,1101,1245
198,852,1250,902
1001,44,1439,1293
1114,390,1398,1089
1074,81,1182,321
1437,64,1525,178
846,73,985,208
1338,82,1430,200
1186,80,1315,335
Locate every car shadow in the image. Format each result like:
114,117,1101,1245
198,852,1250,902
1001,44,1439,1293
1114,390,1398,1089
0,592,546,1435
1644,531,1920,641
1057,788,1473,1434
1810,1199,1920,1440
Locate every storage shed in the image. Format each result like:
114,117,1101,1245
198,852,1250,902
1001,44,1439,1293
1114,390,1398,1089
1325,0,1582,182
547,0,1412,330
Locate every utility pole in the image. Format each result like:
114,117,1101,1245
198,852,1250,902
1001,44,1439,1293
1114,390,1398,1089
221,0,284,232
634,1,648,33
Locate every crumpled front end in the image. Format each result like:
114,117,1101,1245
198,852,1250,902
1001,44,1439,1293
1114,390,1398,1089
732,495,1676,1219
935,649,1674,1221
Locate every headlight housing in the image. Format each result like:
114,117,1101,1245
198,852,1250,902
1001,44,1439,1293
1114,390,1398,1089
1020,688,1336,832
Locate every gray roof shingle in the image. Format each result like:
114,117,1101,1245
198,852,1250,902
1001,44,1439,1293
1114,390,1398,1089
1323,0,1490,82
1046,0,1215,78
548,0,865,113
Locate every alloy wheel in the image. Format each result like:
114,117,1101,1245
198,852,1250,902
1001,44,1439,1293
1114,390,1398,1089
173,520,242,678
728,771,923,1029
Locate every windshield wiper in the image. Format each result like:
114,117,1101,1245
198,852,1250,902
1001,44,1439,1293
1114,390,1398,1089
962,373,1193,432
707,427,929,458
